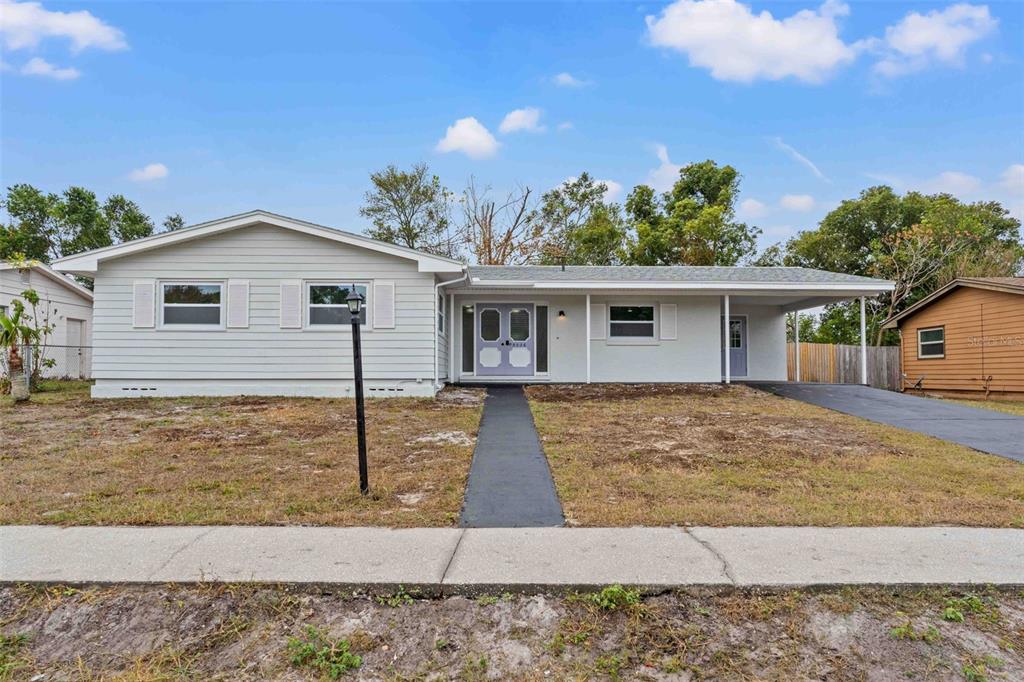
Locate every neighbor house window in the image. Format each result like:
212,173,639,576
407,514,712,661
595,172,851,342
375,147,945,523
161,282,222,326
308,282,369,326
918,326,945,359
609,305,655,338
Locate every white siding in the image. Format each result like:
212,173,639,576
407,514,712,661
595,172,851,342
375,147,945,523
1,267,93,378
89,223,439,393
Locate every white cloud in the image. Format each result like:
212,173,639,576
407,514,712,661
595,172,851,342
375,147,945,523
597,179,623,201
557,121,574,132
998,164,1024,196
779,194,815,212
771,137,829,182
647,144,683,191
645,0,857,84
919,170,982,195
552,72,590,87
128,163,169,182
739,198,768,218
435,117,500,160
19,56,78,80
873,3,997,77
498,107,545,134
0,0,127,52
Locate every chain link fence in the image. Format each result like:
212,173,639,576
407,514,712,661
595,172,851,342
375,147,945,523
2,344,92,393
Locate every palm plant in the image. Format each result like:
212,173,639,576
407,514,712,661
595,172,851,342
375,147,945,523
1,301,39,401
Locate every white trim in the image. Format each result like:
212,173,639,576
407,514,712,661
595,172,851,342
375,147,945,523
723,295,730,384
860,296,868,384
448,293,455,382
468,279,894,293
51,210,464,275
305,281,371,329
585,294,591,383
794,310,801,381
0,262,93,301
917,325,945,359
607,302,657,343
159,280,225,330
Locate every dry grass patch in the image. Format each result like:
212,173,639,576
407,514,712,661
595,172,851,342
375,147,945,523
527,384,1024,527
0,384,484,527
937,397,1024,417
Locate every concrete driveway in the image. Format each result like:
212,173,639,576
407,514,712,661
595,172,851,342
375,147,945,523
754,383,1024,463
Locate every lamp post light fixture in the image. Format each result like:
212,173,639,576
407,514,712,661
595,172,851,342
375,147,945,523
346,286,369,495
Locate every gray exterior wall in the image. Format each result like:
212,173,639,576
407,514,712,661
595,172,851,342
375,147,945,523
89,222,441,397
450,293,787,383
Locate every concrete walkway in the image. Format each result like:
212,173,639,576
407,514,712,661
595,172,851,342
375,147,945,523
756,383,1024,463
459,386,564,527
3,526,1021,590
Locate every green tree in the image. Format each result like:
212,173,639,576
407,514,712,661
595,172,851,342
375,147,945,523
103,195,154,243
162,213,187,231
359,163,455,257
626,161,760,266
786,187,1021,344
1,184,159,263
538,173,625,265
0,184,60,261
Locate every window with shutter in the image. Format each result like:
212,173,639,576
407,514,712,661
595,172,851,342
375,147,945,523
132,280,155,328
226,280,250,328
373,281,395,329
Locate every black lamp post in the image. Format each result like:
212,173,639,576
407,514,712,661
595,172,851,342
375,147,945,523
346,286,369,495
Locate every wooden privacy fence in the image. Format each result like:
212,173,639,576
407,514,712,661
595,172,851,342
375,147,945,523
787,342,901,391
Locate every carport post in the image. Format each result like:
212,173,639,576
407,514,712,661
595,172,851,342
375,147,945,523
860,296,867,386
723,294,730,384
585,294,591,384
794,310,801,382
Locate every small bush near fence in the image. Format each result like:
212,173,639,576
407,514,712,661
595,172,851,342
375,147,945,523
787,342,901,391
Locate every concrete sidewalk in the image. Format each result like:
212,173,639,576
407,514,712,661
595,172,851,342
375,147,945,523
2,526,1021,591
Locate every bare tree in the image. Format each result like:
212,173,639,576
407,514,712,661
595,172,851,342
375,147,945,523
459,178,544,265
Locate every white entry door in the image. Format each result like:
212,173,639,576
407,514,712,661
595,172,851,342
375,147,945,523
66,319,84,379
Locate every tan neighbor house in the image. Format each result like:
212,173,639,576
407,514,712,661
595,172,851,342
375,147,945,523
882,277,1024,400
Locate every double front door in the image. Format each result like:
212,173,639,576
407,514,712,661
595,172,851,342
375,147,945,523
475,303,534,376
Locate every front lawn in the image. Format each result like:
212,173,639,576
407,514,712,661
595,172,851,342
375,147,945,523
939,397,1024,417
1,384,484,527
527,384,1024,527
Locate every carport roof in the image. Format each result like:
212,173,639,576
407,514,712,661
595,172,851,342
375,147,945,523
467,265,890,286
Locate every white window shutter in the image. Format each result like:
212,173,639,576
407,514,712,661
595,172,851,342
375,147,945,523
280,280,302,329
660,303,677,340
373,281,395,329
589,303,606,340
227,280,250,328
132,280,155,328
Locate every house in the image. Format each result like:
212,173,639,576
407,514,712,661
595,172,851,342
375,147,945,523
1,261,94,379
881,277,1024,400
52,210,894,398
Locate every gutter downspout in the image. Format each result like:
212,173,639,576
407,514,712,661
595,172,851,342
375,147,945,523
435,269,469,390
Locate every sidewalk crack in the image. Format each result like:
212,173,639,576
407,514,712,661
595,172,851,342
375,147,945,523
683,527,736,586
147,527,216,581
438,529,467,594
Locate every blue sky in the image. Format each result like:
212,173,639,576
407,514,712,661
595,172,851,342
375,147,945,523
2,0,1022,250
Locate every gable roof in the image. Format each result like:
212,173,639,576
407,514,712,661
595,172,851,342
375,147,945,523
0,261,94,301
881,277,1024,329
51,210,464,275
466,265,894,291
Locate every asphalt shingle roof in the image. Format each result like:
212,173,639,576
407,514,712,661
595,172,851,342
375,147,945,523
467,265,887,285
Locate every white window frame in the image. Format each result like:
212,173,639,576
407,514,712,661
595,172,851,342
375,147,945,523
438,292,445,335
159,281,224,330
306,281,371,329
606,302,658,345
917,326,945,359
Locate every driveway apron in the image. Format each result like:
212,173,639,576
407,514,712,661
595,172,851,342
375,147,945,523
755,383,1024,463
459,386,564,527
